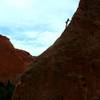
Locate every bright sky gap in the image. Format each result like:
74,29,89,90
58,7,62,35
0,0,80,56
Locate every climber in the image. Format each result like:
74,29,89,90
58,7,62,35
65,18,70,27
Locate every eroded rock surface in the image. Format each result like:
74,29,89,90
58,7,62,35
0,35,35,83
13,0,100,100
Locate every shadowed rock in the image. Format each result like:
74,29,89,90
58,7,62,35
13,0,100,100
0,35,35,83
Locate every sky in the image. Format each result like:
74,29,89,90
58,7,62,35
0,0,80,56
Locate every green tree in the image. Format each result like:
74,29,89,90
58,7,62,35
0,82,7,100
6,80,15,100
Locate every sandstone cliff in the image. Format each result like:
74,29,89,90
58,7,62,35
13,0,100,100
0,35,35,83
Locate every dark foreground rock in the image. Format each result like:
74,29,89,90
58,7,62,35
13,0,100,100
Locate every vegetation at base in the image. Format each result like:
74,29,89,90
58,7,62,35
0,80,15,100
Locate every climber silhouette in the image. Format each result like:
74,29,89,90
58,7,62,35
66,18,70,27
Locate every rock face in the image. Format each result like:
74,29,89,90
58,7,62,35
0,35,34,83
13,0,100,100
15,49,36,67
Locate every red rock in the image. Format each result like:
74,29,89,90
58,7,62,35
13,0,100,100
0,35,35,83
15,49,36,68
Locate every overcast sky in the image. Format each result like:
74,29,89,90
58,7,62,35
0,0,80,56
